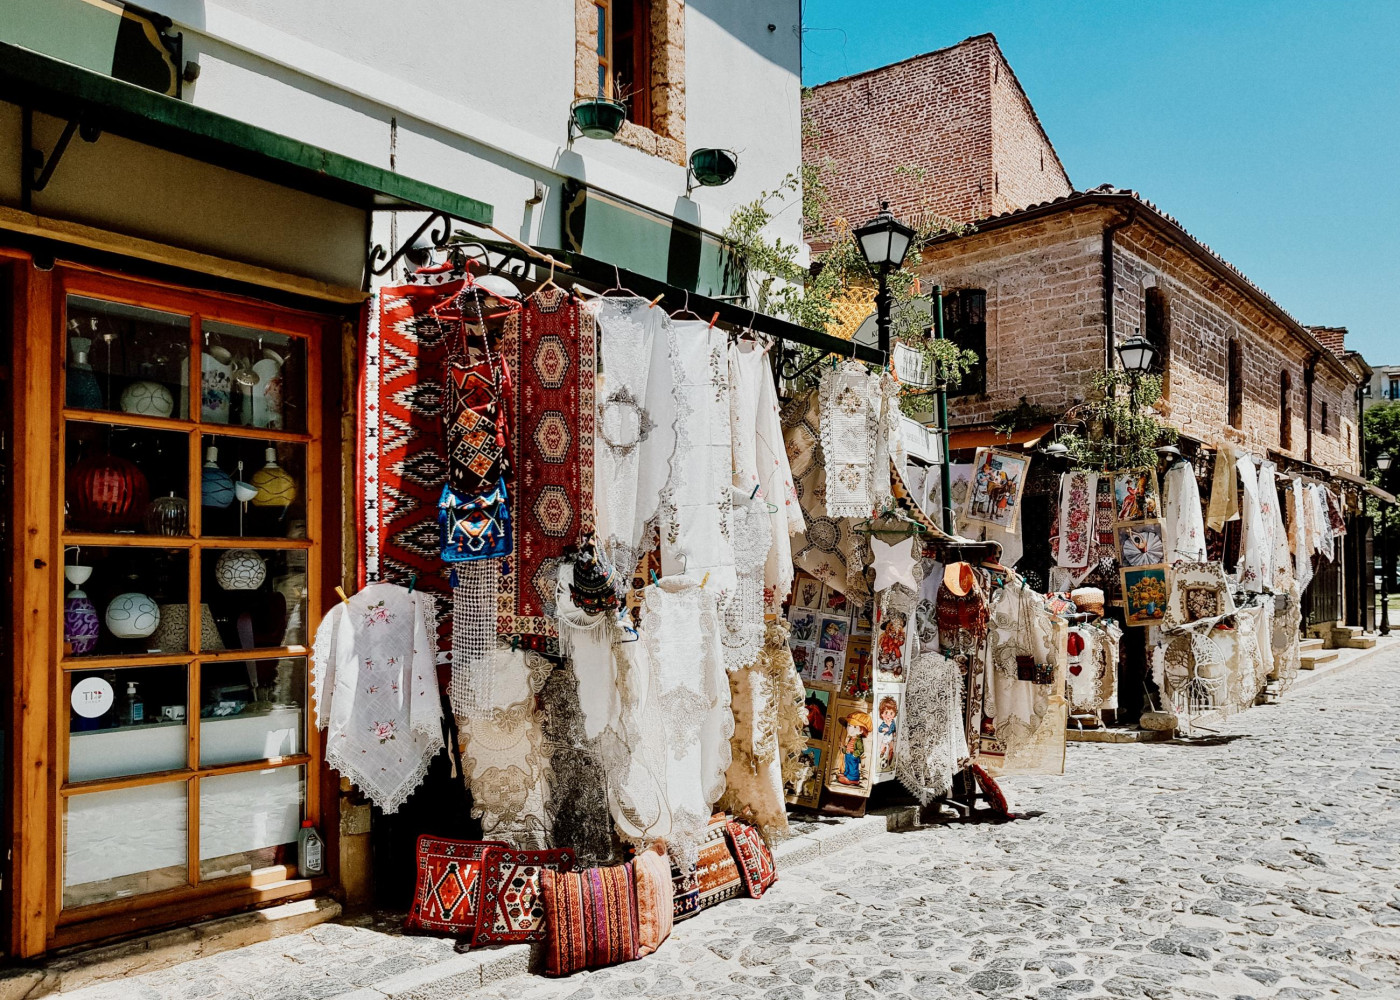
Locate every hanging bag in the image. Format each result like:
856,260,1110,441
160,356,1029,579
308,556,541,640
442,285,514,498
439,479,513,562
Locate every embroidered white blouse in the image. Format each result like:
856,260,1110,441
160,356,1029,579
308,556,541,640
311,584,445,813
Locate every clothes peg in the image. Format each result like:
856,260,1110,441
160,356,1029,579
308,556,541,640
649,293,665,308
334,586,349,603
708,312,720,329
407,573,417,594
650,569,660,586
750,484,761,499
701,572,710,588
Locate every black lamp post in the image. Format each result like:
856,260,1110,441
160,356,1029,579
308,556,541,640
1378,451,1392,636
853,201,916,357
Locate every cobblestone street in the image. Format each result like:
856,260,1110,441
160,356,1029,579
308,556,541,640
60,650,1400,1000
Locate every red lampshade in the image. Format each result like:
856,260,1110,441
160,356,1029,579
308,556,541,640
68,453,151,530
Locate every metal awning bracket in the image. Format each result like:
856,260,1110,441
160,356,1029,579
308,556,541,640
21,107,101,210
366,210,454,277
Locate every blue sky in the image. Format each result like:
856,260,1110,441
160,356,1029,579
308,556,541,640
801,0,1399,363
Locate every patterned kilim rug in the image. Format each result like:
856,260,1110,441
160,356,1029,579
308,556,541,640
358,276,464,657
495,288,595,650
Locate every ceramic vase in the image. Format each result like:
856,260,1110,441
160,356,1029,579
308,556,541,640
200,348,233,423
250,355,284,429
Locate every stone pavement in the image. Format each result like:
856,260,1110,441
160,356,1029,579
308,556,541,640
54,647,1400,1000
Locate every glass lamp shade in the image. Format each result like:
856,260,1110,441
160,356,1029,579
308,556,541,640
251,448,296,508
853,202,916,271
145,493,189,536
215,548,267,591
201,446,235,509
64,586,100,655
1378,452,1393,472
67,453,151,531
1116,335,1157,373
67,349,104,409
119,380,175,418
105,592,161,639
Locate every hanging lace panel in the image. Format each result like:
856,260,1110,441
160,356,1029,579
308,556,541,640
719,488,773,672
819,360,880,518
450,557,502,719
895,645,967,804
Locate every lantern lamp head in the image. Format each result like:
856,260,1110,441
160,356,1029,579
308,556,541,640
853,201,916,274
1043,441,1069,458
1378,452,1393,472
1116,334,1157,374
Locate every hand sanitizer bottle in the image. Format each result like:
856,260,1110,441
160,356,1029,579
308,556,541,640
124,681,144,725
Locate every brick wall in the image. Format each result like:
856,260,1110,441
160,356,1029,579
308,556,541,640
803,34,1070,233
914,204,1362,475
1307,325,1347,356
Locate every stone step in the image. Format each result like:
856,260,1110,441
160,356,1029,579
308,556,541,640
1298,638,1326,652
1336,636,1378,650
1299,650,1340,670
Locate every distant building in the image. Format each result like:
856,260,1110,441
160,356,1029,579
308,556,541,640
1364,363,1400,409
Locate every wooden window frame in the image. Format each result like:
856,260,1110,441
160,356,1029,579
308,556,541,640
8,255,342,954
1279,369,1293,451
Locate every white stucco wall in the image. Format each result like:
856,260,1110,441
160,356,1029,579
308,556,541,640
143,0,804,280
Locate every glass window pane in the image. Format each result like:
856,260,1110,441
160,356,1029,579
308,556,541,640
66,296,190,419
65,421,190,536
64,782,188,907
200,658,305,766
199,767,303,880
199,436,306,540
201,548,308,650
62,546,189,658
596,2,607,55
68,664,188,782
200,321,306,433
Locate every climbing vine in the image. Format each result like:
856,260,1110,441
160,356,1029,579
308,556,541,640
1055,369,1179,471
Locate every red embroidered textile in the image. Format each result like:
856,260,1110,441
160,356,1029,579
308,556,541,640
496,289,596,648
473,846,575,945
360,278,465,656
541,862,640,976
724,819,778,899
972,763,1011,816
404,836,509,937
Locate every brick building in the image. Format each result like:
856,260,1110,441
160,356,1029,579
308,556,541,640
806,33,1374,650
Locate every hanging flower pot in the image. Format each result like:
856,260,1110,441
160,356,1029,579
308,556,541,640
570,97,627,140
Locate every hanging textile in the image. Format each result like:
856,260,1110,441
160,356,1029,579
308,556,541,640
1324,488,1347,538
819,360,880,518
895,644,967,804
310,583,445,813
982,579,1066,775
935,562,989,655
539,658,618,867
1205,443,1239,531
497,289,596,648
458,648,554,847
588,295,677,581
442,314,513,499
720,487,773,672
450,558,502,719
1270,587,1302,691
781,388,871,599
360,279,466,655
1260,463,1293,593
870,371,902,513
1162,459,1206,565
1311,485,1335,562
1235,455,1266,593
1056,471,1099,568
728,342,803,605
661,320,737,595
719,620,806,841
1289,479,1315,593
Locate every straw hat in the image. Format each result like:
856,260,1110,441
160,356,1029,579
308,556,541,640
839,710,874,734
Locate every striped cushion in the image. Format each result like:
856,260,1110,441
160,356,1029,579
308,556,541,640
632,843,674,956
670,860,700,923
694,816,743,910
540,862,640,976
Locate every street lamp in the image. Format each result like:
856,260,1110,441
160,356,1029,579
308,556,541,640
854,201,916,356
1378,451,1392,636
1116,333,1157,375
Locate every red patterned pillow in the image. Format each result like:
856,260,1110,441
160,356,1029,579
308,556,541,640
404,836,509,936
972,763,1011,816
541,862,640,977
473,846,576,946
695,815,743,910
724,819,778,899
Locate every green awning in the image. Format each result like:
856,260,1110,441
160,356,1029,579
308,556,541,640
0,39,493,224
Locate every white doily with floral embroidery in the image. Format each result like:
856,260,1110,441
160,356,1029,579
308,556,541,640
819,360,879,518
719,488,773,672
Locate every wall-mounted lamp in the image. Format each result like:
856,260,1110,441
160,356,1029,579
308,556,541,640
568,97,627,145
687,148,739,193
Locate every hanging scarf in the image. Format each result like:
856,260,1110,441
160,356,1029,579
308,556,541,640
819,360,880,517
661,321,737,595
1206,443,1239,531
1235,456,1266,593
1310,484,1335,562
1056,471,1098,568
310,584,445,813
1289,479,1315,593
588,295,678,581
720,488,772,671
1162,460,1206,565
1260,462,1293,592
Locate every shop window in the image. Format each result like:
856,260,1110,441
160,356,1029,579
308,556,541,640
1320,400,1329,435
1227,339,1243,429
44,272,329,932
595,0,653,129
1279,370,1292,450
1144,287,1169,383
943,289,987,397
578,0,684,162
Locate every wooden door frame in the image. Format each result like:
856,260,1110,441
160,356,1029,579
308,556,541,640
6,247,348,957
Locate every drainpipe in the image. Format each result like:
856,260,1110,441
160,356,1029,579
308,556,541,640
1304,353,1318,465
1102,209,1136,370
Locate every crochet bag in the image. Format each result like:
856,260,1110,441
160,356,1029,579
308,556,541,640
439,480,512,562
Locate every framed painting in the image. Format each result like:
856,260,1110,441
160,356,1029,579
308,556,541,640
873,692,902,777
1115,521,1165,567
785,740,826,809
824,698,875,797
1113,467,1162,524
963,448,1030,533
817,616,849,653
1121,565,1169,626
802,687,832,742
792,573,824,611
840,636,873,699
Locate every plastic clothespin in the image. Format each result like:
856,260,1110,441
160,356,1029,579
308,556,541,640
407,572,417,594
751,484,761,499
511,636,519,652
650,569,660,586
701,572,710,589
708,311,720,329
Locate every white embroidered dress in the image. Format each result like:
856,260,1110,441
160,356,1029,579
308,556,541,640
1162,459,1206,565
311,584,444,814
1235,456,1267,593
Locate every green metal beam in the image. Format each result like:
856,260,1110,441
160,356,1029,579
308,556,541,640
0,40,493,225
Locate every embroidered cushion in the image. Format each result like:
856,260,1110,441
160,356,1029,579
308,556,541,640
473,846,575,946
404,836,509,937
670,859,700,922
540,862,640,977
632,843,674,956
971,763,1011,817
694,815,743,910
724,819,778,899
